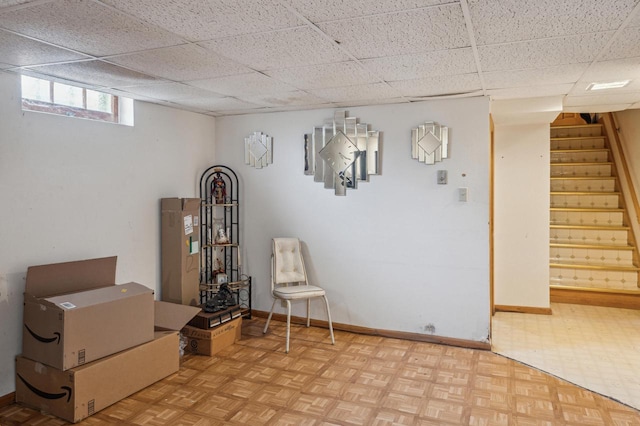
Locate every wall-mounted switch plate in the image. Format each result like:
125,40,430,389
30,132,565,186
437,170,447,185
458,187,468,202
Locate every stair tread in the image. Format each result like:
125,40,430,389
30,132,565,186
550,207,624,212
551,162,612,166
551,176,615,180
550,243,636,250
550,191,620,195
551,124,603,129
550,224,629,230
550,262,640,271
551,148,609,153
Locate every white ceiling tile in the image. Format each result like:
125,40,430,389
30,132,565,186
483,64,589,89
564,92,640,106
332,97,408,108
200,27,350,71
0,0,38,8
626,7,640,27
487,84,574,100
579,58,640,81
600,26,640,60
108,44,251,82
360,48,476,81
468,0,637,45
25,60,163,88
317,4,469,58
187,73,296,97
478,33,612,72
309,82,400,102
388,73,481,97
108,88,164,102
237,90,329,107
115,82,223,101
264,61,379,90
0,0,185,56
284,0,451,23
0,30,89,66
173,97,259,111
101,0,303,42
563,103,632,113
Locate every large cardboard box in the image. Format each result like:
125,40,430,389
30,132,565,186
22,256,155,371
182,317,242,356
16,301,200,424
161,198,201,306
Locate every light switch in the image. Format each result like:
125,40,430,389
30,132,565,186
437,170,447,185
458,187,468,202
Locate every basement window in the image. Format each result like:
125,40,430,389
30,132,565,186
21,75,133,125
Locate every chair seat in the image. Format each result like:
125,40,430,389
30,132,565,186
274,285,326,299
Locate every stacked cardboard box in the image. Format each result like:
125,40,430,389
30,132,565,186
182,304,243,356
15,256,200,423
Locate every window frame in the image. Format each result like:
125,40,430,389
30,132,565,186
21,76,120,123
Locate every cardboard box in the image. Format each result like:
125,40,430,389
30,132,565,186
182,317,242,356
22,256,155,371
161,198,201,306
187,304,242,329
16,301,200,424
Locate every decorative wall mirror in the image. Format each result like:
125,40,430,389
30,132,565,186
304,111,380,196
244,131,272,168
411,121,449,165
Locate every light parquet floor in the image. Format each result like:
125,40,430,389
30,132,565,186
1,317,639,425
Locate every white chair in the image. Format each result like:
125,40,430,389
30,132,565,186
263,237,335,353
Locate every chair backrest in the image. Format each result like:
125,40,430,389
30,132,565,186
272,238,308,289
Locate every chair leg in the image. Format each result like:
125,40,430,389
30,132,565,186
285,300,292,354
306,299,311,328
322,295,335,345
263,298,277,334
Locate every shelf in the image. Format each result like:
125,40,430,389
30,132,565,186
199,165,251,319
202,203,238,207
202,243,239,249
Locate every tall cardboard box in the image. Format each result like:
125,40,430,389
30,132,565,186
16,301,200,424
22,256,155,371
161,198,201,306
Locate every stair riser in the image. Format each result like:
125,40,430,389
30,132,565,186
551,228,629,246
551,210,624,226
551,211,624,226
550,179,615,192
550,127,603,138
550,138,606,150
550,267,638,290
551,151,609,163
551,164,611,177
550,247,635,267
551,193,619,208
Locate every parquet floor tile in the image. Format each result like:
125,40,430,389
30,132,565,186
2,317,639,425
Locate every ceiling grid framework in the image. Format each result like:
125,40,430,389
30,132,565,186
0,0,639,115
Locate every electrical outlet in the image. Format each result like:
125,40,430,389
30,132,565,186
281,300,288,309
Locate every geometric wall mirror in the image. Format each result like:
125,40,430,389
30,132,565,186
411,121,449,165
245,131,272,168
304,110,380,196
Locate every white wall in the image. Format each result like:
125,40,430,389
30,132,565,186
0,72,216,396
493,123,550,308
215,97,491,342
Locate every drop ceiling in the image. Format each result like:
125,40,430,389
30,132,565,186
1,0,639,116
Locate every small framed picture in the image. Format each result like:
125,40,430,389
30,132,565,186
216,273,228,284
